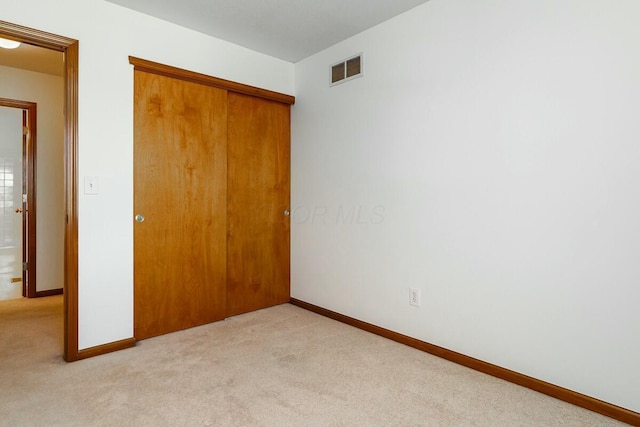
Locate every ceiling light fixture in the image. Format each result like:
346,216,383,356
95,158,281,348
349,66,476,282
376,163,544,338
0,37,21,49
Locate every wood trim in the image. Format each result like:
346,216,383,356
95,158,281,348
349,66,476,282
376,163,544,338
0,97,36,109
76,338,136,360
63,40,79,363
0,20,72,51
128,56,295,105
22,109,28,297
0,20,80,363
35,288,63,297
0,97,37,298
25,102,37,298
290,298,640,426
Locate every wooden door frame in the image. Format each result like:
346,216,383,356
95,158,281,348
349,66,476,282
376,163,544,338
0,98,37,298
0,20,79,362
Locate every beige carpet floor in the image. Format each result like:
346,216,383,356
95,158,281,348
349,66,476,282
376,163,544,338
0,296,628,426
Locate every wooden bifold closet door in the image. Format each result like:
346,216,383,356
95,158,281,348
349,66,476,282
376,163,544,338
133,64,291,340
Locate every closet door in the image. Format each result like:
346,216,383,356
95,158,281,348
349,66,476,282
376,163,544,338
133,70,228,340
227,92,290,316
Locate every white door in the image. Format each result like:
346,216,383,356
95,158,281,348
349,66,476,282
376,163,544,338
0,105,23,301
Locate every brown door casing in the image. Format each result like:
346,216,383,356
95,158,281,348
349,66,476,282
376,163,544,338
0,99,37,298
21,109,29,297
0,20,79,362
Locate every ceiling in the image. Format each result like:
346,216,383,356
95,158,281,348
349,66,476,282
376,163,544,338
105,0,431,62
0,42,64,76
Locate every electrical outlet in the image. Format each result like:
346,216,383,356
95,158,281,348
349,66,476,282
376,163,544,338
409,288,421,307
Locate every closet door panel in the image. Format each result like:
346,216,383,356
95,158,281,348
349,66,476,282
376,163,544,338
227,92,290,316
134,70,228,340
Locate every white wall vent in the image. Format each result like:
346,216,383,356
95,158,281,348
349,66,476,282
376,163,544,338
330,53,363,86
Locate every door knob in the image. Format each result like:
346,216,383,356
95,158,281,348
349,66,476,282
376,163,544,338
135,214,145,223
283,209,290,217
15,208,23,213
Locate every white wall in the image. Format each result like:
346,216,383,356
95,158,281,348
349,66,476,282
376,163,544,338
0,65,65,294
292,0,640,413
2,0,294,349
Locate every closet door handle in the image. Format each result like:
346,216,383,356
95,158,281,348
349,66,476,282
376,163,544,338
135,214,145,223
283,209,290,217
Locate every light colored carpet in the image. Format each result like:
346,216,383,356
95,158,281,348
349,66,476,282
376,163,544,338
0,296,628,426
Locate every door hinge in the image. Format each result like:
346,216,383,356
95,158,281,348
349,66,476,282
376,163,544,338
23,262,28,271
23,126,29,136
23,194,28,203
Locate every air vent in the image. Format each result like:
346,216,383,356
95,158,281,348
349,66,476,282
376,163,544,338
331,53,363,86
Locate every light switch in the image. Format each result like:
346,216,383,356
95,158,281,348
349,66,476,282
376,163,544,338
84,176,99,195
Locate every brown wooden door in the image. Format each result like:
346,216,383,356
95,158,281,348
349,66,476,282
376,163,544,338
133,70,228,340
227,92,290,316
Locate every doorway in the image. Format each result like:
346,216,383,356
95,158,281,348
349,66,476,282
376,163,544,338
0,99,36,300
0,20,79,362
